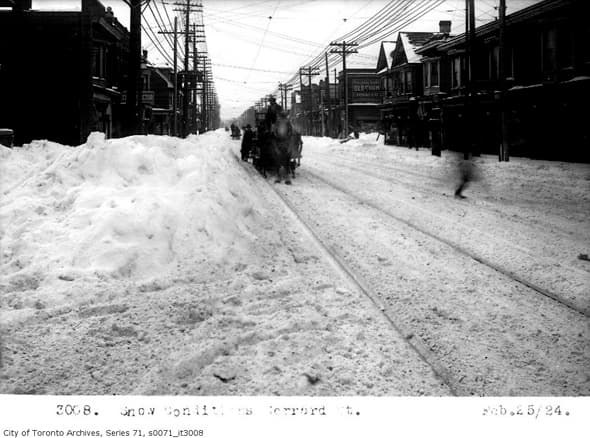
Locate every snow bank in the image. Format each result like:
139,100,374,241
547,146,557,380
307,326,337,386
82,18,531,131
1,132,266,317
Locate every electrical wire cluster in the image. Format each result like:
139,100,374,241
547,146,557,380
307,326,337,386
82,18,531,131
272,0,447,97
139,0,220,129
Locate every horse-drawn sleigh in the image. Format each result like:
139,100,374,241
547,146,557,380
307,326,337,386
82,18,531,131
243,117,302,184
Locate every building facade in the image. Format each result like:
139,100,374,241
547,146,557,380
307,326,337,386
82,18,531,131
379,0,589,161
0,0,130,145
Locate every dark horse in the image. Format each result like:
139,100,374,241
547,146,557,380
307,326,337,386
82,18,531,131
255,118,302,184
271,118,302,184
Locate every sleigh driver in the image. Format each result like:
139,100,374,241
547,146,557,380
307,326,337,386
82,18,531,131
265,95,284,133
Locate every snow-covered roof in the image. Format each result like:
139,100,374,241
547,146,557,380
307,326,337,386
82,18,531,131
346,43,381,69
376,41,396,71
382,42,396,69
399,32,434,63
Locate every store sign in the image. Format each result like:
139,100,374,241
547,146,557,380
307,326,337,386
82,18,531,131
349,77,381,103
141,91,155,105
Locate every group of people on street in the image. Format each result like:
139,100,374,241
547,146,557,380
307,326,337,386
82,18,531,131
240,95,285,161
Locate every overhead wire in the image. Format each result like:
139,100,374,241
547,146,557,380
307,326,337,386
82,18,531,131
141,23,175,65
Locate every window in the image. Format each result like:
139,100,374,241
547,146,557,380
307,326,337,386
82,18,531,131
142,73,150,90
542,28,557,72
404,70,413,94
557,27,573,68
393,71,403,95
489,46,499,80
92,46,106,78
452,56,463,88
430,61,439,87
424,62,438,88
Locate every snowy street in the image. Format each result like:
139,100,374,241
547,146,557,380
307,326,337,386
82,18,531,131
1,131,589,396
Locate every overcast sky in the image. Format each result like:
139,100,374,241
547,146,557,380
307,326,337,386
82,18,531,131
32,0,540,120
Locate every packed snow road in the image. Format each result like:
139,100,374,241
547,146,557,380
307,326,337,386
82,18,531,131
270,134,590,396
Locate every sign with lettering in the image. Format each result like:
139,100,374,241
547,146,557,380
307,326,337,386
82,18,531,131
349,77,381,103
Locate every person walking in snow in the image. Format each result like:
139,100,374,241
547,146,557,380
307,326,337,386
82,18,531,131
454,157,479,198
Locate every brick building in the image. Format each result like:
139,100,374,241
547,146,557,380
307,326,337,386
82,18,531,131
0,0,130,145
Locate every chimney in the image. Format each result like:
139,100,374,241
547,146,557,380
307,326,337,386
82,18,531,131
439,20,451,34
105,6,115,24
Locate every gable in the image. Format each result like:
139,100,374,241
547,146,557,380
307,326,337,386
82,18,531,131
376,41,396,71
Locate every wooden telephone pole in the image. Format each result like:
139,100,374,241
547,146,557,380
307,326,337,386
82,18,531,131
330,41,358,137
464,0,476,159
299,67,320,135
172,0,202,136
498,0,509,161
123,0,148,135
158,16,178,136
325,52,332,137
278,82,293,112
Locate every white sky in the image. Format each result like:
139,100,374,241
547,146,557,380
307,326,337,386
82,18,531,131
32,0,540,120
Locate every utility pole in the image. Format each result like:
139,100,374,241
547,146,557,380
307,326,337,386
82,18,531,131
319,80,325,137
196,53,208,131
299,67,320,136
278,83,292,112
182,1,190,136
191,23,199,134
158,16,178,136
173,0,202,136
298,70,305,134
278,82,285,108
330,41,358,138
464,0,476,159
325,52,331,137
125,0,144,136
80,0,93,143
498,0,509,161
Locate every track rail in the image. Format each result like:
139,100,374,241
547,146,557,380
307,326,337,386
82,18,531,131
302,168,589,318
235,155,460,395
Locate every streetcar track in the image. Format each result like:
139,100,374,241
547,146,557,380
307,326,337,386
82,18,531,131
308,156,590,276
234,155,460,395
310,151,587,239
299,168,589,318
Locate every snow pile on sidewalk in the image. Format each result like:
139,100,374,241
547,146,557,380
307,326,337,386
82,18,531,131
1,131,266,320
303,132,590,204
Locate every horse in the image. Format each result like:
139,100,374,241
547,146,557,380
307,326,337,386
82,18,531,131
270,118,303,184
